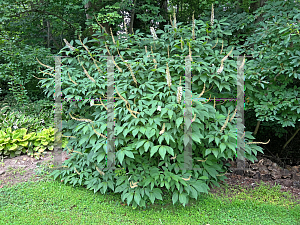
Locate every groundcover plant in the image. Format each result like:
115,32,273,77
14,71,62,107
37,12,263,208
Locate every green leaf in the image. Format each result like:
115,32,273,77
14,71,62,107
160,108,168,118
227,142,236,152
179,192,187,206
191,133,201,144
188,186,198,199
78,135,89,146
192,180,209,194
124,150,134,159
115,126,124,136
144,141,151,152
176,117,183,128
220,143,226,152
204,165,218,179
215,136,220,145
117,150,125,164
168,110,173,119
165,146,174,156
83,37,88,44
172,190,179,205
153,188,163,200
134,191,141,205
123,128,130,137
150,145,160,157
149,129,156,139
159,145,167,160
211,149,219,158
89,135,97,145
127,192,134,205
132,128,139,137
82,124,89,135
183,134,191,147
97,152,105,163
139,127,146,134
136,140,146,150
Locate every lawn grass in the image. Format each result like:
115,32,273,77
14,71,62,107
0,173,299,225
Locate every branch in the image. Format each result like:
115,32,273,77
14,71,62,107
283,127,300,149
253,120,260,136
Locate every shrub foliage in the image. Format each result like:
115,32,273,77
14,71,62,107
39,14,263,208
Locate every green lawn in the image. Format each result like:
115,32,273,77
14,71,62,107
0,172,299,225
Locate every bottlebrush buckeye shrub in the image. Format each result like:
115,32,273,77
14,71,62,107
38,13,263,208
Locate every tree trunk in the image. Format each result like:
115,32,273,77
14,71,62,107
84,0,111,56
249,0,268,24
158,0,170,32
84,1,94,37
129,0,137,34
236,0,243,13
47,20,50,48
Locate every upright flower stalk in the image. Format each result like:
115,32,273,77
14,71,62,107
217,47,233,74
173,10,177,29
181,37,183,50
189,42,193,62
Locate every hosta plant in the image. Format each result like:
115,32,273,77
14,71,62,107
0,126,68,159
39,12,263,208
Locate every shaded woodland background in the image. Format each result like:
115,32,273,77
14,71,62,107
0,0,299,168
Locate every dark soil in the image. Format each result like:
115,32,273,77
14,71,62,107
211,173,300,205
0,150,71,189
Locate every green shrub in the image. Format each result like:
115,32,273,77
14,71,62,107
39,13,263,208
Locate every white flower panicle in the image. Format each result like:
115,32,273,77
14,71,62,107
124,18,128,34
173,11,177,28
177,86,183,104
217,64,224,74
150,27,158,40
